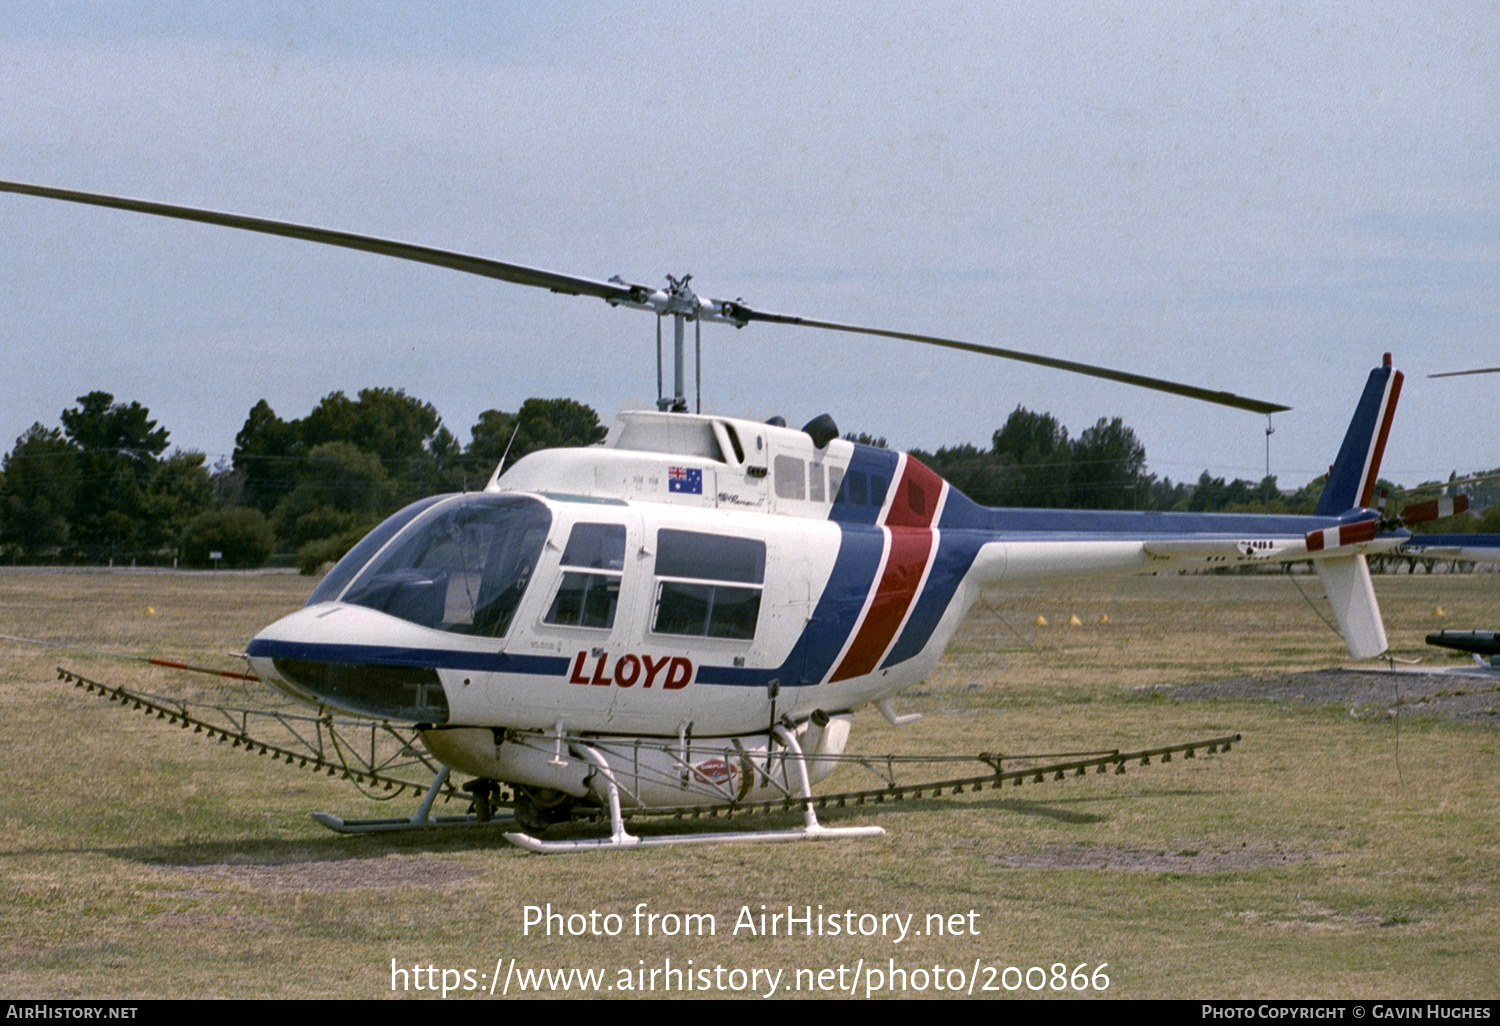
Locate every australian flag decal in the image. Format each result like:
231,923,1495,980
668,466,703,494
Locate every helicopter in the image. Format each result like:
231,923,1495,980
4,178,1493,853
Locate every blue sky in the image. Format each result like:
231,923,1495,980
2,2,1496,488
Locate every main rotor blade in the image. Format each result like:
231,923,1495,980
0,179,641,303
724,305,1291,414
1388,471,1500,497
4,179,1292,413
1429,367,1500,378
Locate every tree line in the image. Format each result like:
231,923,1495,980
904,408,1323,513
1,392,1492,570
0,390,605,569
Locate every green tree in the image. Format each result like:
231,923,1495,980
143,451,214,554
991,407,1071,507
59,392,171,557
233,399,302,515
181,506,276,568
237,388,464,513
302,388,449,503
1068,417,1146,509
273,441,395,551
0,424,82,558
467,398,607,482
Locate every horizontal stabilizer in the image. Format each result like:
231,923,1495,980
1398,534,1500,562
1305,519,1378,553
1315,554,1387,658
1427,630,1500,657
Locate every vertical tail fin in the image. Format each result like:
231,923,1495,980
1309,354,1402,658
1316,555,1389,658
1314,354,1404,515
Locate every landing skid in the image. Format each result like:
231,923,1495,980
504,725,884,853
311,766,515,833
311,811,513,833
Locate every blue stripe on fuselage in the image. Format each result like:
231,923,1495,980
245,638,571,677
935,487,1363,536
829,445,900,524
880,529,985,668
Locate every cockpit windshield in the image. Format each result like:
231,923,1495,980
335,494,552,637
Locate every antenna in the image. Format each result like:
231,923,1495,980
494,421,522,479
1265,413,1275,480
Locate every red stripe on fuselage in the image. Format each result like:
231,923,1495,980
884,456,946,528
1358,370,1403,509
828,455,945,683
829,527,934,682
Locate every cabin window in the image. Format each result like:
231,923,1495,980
808,463,826,502
340,495,551,638
651,529,764,640
905,479,926,517
774,455,806,500
834,468,890,508
845,470,868,506
545,523,626,629
308,494,449,606
826,466,844,504
723,422,745,463
560,522,625,570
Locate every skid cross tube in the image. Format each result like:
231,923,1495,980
504,730,886,853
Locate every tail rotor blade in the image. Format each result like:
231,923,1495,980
1401,495,1470,524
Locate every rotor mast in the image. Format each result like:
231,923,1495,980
658,275,695,412
628,273,731,414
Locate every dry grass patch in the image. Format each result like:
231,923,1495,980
2,569,1498,999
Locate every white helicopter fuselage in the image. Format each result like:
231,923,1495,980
248,399,1398,730
246,362,1414,810
250,410,982,739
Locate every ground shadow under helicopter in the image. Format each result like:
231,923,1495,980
0,786,1221,866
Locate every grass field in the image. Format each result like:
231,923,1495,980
1,568,1497,999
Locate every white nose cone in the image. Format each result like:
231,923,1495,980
245,603,455,723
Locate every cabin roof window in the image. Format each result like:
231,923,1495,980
722,422,745,463
614,418,725,462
